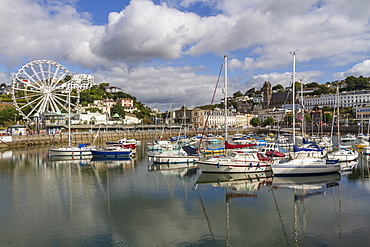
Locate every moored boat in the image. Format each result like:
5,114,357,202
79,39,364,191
203,146,225,154
341,133,356,142
148,146,199,164
197,56,273,174
327,148,358,162
48,143,93,157
91,146,133,157
272,158,340,175
197,149,273,173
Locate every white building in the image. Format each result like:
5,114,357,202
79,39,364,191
206,109,248,128
71,74,95,90
305,89,370,109
123,113,141,124
235,114,247,127
71,112,107,125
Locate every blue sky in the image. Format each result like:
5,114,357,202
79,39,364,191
1,0,370,111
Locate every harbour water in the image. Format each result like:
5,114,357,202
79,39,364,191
0,142,369,246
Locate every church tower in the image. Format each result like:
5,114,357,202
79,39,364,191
262,81,272,108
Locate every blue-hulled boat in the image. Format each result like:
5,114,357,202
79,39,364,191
90,146,133,157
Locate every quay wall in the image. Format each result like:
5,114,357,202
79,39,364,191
1,129,236,148
0,125,360,149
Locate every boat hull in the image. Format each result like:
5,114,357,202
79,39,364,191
91,150,131,157
363,146,370,155
197,160,272,173
327,154,358,162
48,148,92,156
150,155,198,164
272,159,340,175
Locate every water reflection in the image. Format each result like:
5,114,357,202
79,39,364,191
47,155,93,166
90,156,135,170
272,172,341,190
0,147,370,246
194,172,346,247
148,163,199,179
271,173,341,247
196,171,273,192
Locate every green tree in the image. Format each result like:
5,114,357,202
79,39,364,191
80,85,108,104
0,94,12,102
245,87,255,96
0,107,19,125
134,102,154,120
85,107,103,114
112,91,136,101
313,84,331,95
323,112,333,123
250,117,260,127
110,103,126,118
233,91,243,98
99,83,110,90
322,106,332,112
272,84,284,91
305,82,319,88
263,117,274,126
284,115,293,125
304,114,312,123
344,75,370,91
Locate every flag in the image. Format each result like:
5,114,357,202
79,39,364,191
320,121,325,126
298,115,303,121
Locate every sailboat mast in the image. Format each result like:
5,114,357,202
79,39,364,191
224,55,228,141
68,90,71,147
292,51,296,145
300,80,305,138
336,84,340,144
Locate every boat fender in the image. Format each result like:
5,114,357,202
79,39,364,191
257,163,260,167
250,162,253,167
217,163,220,168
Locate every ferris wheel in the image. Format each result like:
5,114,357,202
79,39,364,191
12,59,80,122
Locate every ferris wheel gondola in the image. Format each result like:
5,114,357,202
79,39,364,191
11,59,80,122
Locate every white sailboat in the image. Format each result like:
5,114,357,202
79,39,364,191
148,145,199,164
272,52,340,175
196,55,273,173
327,84,358,166
48,91,93,157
